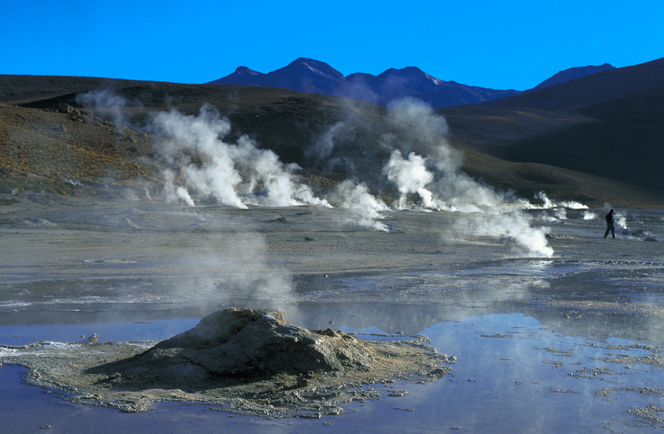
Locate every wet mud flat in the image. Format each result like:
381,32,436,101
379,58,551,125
1,197,664,432
4,309,664,433
0,308,449,418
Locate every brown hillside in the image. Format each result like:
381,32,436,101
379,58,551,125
441,89,664,192
1,77,662,207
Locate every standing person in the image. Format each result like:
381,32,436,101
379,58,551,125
604,209,616,239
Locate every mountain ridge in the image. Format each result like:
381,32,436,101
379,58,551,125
208,58,620,108
475,57,664,111
532,63,616,91
208,57,521,108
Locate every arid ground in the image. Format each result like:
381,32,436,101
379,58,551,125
1,195,664,432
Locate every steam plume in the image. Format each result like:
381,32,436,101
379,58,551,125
330,180,389,231
76,89,142,126
382,150,436,209
522,191,589,210
379,98,554,257
149,105,330,209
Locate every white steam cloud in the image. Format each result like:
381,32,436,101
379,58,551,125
76,89,142,126
74,88,580,252
379,98,554,257
603,204,628,229
382,150,436,209
330,180,389,231
553,207,567,220
149,105,331,209
163,169,195,207
214,232,294,303
522,191,589,210
310,121,348,160
454,211,553,257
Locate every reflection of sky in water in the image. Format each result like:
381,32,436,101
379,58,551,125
0,319,199,346
338,325,386,335
2,313,664,432
340,313,664,432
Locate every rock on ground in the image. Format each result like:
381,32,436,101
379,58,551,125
0,308,450,416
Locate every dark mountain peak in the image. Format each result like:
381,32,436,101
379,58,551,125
207,66,264,85
478,57,663,111
234,66,263,77
379,66,448,88
208,58,520,108
379,66,426,80
532,63,616,91
279,58,345,81
288,57,328,66
346,72,378,80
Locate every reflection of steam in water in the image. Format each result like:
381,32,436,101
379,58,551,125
4,310,662,429
0,304,664,433
292,259,558,309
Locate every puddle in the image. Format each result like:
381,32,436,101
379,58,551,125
2,311,664,431
0,318,200,346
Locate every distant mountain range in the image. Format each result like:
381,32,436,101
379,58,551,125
208,58,616,108
475,57,663,111
530,63,615,91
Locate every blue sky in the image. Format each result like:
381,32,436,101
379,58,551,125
2,0,662,90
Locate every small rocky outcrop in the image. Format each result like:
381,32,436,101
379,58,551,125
57,102,74,114
55,103,98,124
119,308,375,383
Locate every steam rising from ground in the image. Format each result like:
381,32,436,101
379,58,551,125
76,89,142,126
383,150,435,209
212,233,294,303
524,191,589,210
75,89,572,256
330,181,389,231
163,169,195,206
148,105,330,209
377,98,554,257
614,211,628,229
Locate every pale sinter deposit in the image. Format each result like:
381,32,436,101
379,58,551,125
0,308,451,417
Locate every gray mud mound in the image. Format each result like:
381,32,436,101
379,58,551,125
0,308,451,417
100,308,377,387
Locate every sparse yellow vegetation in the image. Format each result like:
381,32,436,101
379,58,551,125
0,104,161,193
